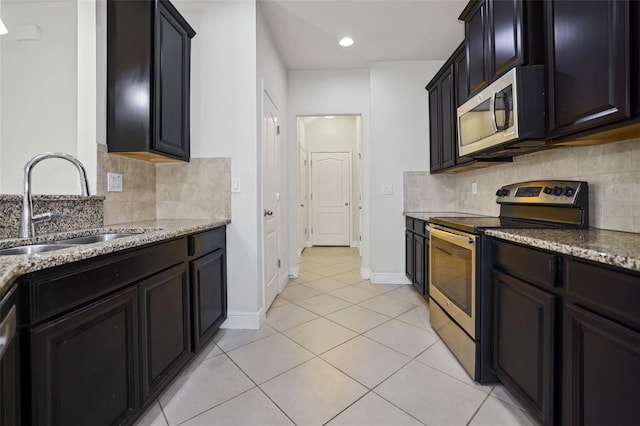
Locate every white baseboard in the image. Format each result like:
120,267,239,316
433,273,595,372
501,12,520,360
221,308,265,330
297,248,302,257
369,272,412,285
289,266,299,278
279,273,289,290
360,267,370,280
350,240,359,248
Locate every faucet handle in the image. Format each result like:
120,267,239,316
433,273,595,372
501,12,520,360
32,212,61,223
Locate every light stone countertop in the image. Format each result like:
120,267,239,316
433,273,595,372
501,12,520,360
404,211,488,221
405,212,640,273
486,228,640,273
0,219,230,299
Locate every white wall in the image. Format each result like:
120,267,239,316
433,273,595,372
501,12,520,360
0,1,79,194
287,69,371,275
368,61,443,282
179,1,260,328
257,3,289,307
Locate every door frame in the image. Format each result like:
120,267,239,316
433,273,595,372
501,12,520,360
298,146,309,255
309,150,353,247
260,85,282,312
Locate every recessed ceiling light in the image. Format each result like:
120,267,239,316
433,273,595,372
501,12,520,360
324,115,335,119
339,36,354,47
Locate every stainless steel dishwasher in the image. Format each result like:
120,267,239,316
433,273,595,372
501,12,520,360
0,285,19,426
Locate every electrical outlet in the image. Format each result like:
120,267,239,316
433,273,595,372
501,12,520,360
107,173,123,192
472,182,478,194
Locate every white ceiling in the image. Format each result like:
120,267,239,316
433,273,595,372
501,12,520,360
259,0,467,70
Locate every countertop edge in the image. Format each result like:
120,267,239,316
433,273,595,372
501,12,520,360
485,229,640,273
0,219,230,299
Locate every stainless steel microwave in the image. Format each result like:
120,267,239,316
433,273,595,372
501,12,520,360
457,67,546,158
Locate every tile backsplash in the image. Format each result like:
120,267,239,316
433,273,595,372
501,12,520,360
97,145,231,225
404,137,640,233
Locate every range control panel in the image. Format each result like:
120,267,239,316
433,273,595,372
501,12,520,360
495,180,587,206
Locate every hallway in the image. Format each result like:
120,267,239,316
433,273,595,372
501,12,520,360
136,247,538,425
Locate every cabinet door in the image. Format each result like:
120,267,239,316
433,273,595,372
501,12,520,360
439,66,456,170
453,45,475,166
563,304,640,426
139,263,191,402
454,43,469,106
428,85,441,172
546,0,631,138
405,230,414,282
493,271,556,425
487,0,524,80
191,249,227,352
413,234,425,295
0,295,19,426
154,2,192,159
466,1,489,95
30,287,139,426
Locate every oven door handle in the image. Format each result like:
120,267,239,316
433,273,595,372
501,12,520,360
427,226,475,246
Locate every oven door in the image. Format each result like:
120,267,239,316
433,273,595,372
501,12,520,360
428,225,476,338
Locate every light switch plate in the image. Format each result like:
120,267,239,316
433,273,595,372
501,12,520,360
382,184,393,195
107,173,123,192
472,182,478,194
231,177,240,193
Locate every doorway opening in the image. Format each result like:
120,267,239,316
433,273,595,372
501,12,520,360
296,115,362,255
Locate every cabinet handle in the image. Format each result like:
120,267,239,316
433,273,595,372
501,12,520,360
264,210,273,217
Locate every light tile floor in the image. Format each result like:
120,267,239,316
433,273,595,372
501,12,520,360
136,247,541,426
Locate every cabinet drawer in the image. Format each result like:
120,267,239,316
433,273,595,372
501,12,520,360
413,219,426,235
566,259,640,331
24,238,186,325
493,240,559,290
406,217,414,231
188,227,225,258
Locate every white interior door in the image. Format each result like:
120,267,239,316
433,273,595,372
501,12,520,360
263,92,279,309
298,147,309,254
311,152,351,246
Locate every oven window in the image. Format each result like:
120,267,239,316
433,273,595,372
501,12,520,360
431,236,472,315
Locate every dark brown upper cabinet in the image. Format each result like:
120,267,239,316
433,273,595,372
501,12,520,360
427,43,476,173
427,62,456,172
459,0,543,101
107,0,196,162
545,0,638,141
462,1,489,97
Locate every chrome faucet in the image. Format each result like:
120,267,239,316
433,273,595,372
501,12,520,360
19,152,90,238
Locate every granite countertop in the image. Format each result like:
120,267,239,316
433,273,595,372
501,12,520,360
486,228,640,273
0,219,230,299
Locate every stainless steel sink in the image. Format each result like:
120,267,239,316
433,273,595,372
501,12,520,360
55,233,138,245
0,244,78,256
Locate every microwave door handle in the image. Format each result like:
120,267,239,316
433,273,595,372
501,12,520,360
490,91,499,132
494,92,509,131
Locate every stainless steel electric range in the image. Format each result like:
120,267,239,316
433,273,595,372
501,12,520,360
427,180,589,384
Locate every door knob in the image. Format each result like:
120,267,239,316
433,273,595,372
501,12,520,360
264,210,273,217
344,202,349,206
300,204,305,207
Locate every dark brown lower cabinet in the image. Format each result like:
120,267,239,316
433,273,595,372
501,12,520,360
405,230,414,283
493,270,556,425
563,304,640,426
139,263,191,401
30,287,139,426
0,287,20,426
412,233,425,295
191,248,227,351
